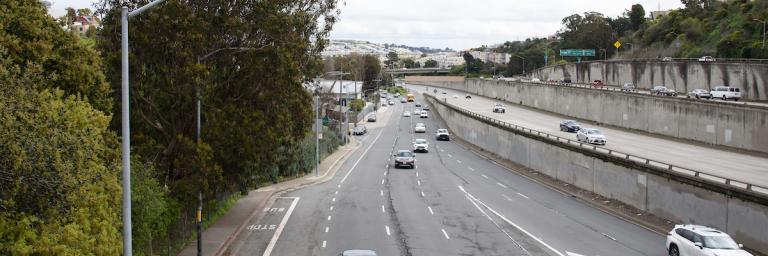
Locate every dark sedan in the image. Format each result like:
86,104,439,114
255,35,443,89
393,150,416,169
559,120,581,132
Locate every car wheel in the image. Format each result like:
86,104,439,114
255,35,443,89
723,95,726,101
668,245,679,256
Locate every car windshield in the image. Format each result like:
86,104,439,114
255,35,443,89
438,129,447,133
397,151,414,157
564,120,577,125
415,139,427,144
416,123,425,127
702,235,740,249
587,130,602,135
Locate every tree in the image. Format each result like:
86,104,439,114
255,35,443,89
629,4,646,31
0,57,122,255
385,51,399,68
76,8,92,17
401,58,416,68
0,0,111,112
424,59,438,68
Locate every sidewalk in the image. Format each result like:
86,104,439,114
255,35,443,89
177,139,360,256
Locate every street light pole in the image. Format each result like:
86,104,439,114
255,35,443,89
120,1,167,255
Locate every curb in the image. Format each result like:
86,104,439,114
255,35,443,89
217,138,362,256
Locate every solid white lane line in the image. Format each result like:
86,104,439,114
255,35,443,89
481,174,489,179
496,182,508,189
466,193,530,255
325,226,329,233
601,233,617,241
341,130,385,183
427,206,434,215
385,225,391,236
381,205,385,213
322,240,326,248
517,193,530,199
566,251,586,256
468,167,475,172
262,197,300,256
457,160,462,164
458,186,565,256
417,180,421,186
329,206,333,211
441,229,450,239
502,194,513,201
327,215,332,221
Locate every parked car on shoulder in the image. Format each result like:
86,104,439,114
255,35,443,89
621,83,636,92
576,128,606,145
393,150,415,169
414,123,426,133
436,129,450,141
698,56,716,62
413,139,429,153
710,86,741,101
559,120,581,132
687,89,712,99
352,124,367,135
492,103,506,113
666,224,752,256
591,80,604,88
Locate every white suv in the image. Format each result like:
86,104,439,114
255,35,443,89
666,224,751,256
710,86,741,101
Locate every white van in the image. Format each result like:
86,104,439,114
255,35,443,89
709,86,741,101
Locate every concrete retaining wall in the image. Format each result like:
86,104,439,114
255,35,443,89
529,61,768,101
415,79,768,154
427,96,768,254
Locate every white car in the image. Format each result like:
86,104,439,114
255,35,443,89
414,123,426,133
666,224,751,256
403,111,411,117
414,109,421,115
420,112,428,118
698,56,716,62
710,86,741,101
413,139,429,153
452,94,459,98
576,128,607,145
436,129,450,141
492,103,506,113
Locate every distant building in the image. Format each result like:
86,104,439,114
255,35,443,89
468,51,510,65
68,16,100,36
649,10,670,20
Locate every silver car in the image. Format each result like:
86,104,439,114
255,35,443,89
576,128,607,145
687,89,712,99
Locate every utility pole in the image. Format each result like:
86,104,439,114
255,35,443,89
120,1,167,255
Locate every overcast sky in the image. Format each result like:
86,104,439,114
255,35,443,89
49,0,684,50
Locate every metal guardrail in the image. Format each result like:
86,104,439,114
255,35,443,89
426,94,768,196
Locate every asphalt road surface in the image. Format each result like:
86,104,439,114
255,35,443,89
411,84,768,191
230,92,665,256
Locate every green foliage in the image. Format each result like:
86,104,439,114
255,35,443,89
0,0,112,112
400,58,417,68
423,59,438,68
323,54,381,89
385,51,399,68
350,99,365,112
0,57,121,255
387,86,408,95
628,4,646,31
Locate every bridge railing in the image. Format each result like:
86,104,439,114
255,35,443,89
425,94,768,196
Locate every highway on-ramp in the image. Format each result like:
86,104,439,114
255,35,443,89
228,92,664,256
410,84,768,191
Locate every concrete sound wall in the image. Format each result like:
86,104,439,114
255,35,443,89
415,79,768,154
427,96,768,254
529,61,768,101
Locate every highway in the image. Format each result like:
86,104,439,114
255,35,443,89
229,92,664,256
411,84,768,190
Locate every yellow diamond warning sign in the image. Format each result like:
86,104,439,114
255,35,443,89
613,41,622,49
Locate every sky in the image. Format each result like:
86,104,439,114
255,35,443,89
49,0,684,50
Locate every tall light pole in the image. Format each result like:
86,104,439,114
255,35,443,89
120,1,167,255
513,55,527,75
754,19,766,48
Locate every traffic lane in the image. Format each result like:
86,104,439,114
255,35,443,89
267,104,404,256
415,94,665,256
412,84,768,188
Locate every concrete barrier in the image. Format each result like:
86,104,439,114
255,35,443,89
415,79,768,154
426,95,768,254
529,60,768,101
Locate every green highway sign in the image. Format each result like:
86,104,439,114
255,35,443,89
560,49,596,57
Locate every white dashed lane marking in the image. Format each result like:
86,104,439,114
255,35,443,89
481,174,489,179
517,193,530,199
385,225,391,236
497,182,508,189
457,160,462,164
441,229,450,239
427,206,434,215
